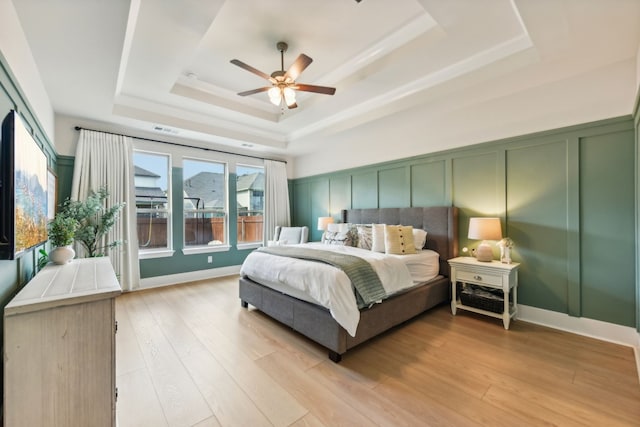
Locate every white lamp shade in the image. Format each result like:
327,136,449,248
317,216,334,231
468,217,502,262
468,217,502,240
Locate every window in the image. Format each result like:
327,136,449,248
183,158,227,249
237,165,264,245
133,151,171,256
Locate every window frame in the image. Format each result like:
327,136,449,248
133,149,174,259
181,156,230,255
236,163,265,250
133,139,270,258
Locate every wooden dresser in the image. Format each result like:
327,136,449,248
3,257,122,427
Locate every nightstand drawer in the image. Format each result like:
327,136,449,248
456,270,502,287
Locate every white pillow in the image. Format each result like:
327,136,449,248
278,227,303,244
412,228,428,250
371,223,386,253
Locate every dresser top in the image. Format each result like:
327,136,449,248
5,257,122,316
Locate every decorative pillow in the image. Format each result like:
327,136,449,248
356,225,372,250
371,224,386,253
327,222,351,233
322,227,357,246
412,228,428,250
278,227,305,244
384,225,417,255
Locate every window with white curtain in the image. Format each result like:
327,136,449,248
182,158,228,251
133,151,172,257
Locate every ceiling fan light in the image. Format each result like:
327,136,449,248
283,87,296,106
267,87,281,105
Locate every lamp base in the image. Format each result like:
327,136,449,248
475,241,494,262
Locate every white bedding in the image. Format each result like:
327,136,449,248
386,250,440,283
239,243,440,336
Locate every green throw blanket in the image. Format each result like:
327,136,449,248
258,246,386,309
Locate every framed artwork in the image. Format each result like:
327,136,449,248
0,110,49,259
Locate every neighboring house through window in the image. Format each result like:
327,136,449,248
182,158,228,251
237,165,264,245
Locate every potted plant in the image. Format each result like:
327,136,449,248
47,213,79,264
59,187,125,258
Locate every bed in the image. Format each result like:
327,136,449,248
239,206,458,362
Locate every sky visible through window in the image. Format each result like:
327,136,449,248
183,159,224,181
134,152,168,191
237,165,262,176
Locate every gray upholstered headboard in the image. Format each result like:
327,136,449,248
342,207,459,277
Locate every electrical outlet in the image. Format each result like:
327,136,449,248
207,256,212,263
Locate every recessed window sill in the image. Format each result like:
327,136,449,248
182,245,231,255
236,242,263,251
138,249,175,260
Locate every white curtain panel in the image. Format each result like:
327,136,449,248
71,129,140,291
263,160,290,243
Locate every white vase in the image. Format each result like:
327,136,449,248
50,245,75,265
501,247,511,264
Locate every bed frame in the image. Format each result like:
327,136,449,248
239,206,458,362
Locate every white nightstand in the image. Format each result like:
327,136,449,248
448,256,520,329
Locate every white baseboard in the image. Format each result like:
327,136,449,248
518,304,639,347
518,304,640,382
136,265,241,290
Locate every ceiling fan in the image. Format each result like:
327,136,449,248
230,41,336,109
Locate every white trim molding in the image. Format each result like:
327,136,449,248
136,265,241,290
518,304,639,347
518,304,640,383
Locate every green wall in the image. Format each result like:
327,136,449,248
635,96,640,332
291,117,636,328
56,155,74,205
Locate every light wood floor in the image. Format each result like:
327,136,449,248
115,275,640,427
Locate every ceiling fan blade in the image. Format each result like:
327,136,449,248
230,59,274,82
287,102,298,109
237,87,271,96
294,84,336,95
284,54,312,81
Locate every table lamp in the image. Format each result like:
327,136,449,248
317,216,334,231
468,217,502,262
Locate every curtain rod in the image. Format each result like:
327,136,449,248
73,126,287,164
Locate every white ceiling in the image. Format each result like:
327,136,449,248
11,0,640,160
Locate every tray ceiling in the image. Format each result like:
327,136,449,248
11,0,640,157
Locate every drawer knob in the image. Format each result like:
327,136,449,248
473,275,482,281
